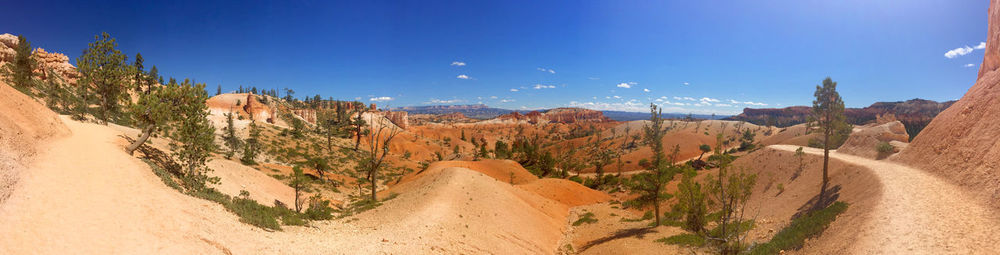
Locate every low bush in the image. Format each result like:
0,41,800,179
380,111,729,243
573,212,598,226
749,201,848,254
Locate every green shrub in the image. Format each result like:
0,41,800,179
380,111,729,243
875,142,894,159
573,212,598,226
568,176,584,184
229,195,282,230
749,201,848,255
304,195,334,220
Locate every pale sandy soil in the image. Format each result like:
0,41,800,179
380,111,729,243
1,115,608,254
772,145,1000,254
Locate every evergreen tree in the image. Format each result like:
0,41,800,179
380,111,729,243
221,112,243,159
242,120,263,165
351,111,367,151
625,103,677,226
125,79,182,155
807,77,849,205
289,166,310,213
77,32,130,124
168,79,216,189
145,65,159,94
216,84,222,96
1,34,38,95
132,53,144,93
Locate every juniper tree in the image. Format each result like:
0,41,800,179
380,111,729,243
807,77,850,205
221,112,242,159
77,32,130,124
1,34,37,95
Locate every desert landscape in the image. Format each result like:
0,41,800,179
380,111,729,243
3,1,1000,254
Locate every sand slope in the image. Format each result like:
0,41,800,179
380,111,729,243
0,82,69,206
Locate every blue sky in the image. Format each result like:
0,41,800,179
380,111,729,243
5,0,990,114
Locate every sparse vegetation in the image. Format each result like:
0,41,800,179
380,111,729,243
749,202,848,254
808,77,850,206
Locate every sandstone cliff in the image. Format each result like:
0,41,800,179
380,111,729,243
0,33,79,84
896,0,1000,207
495,108,611,124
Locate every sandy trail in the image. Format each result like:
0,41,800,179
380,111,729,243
770,145,1000,254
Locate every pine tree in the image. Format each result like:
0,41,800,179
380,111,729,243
125,79,181,155
77,32,130,124
1,35,38,95
807,77,849,205
168,79,216,189
145,65,159,94
132,53,144,93
351,111,367,151
216,84,222,96
625,103,678,227
289,166,310,213
241,120,263,165
221,112,243,159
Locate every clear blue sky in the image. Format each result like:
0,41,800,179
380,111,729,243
5,0,990,114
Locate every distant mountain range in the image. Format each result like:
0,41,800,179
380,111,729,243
724,98,955,139
392,104,732,121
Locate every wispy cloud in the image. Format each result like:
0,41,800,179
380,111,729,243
369,96,394,102
616,83,632,88
457,74,471,79
509,88,519,92
587,77,600,80
643,88,650,92
536,67,556,74
500,99,516,103
683,82,690,86
674,96,696,101
700,97,720,103
533,84,556,89
451,61,466,66
965,63,976,67
945,42,985,58
728,99,768,106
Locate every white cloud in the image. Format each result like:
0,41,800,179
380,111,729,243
965,63,976,67
616,83,632,88
683,82,690,86
613,95,621,99
700,97,720,103
451,61,466,66
490,96,498,99
643,88,650,92
944,42,985,59
674,96,696,101
744,101,767,106
510,88,519,92
426,98,464,104
588,77,600,80
537,67,556,74
533,84,556,89
369,96,394,102
456,74,471,79
715,103,734,107
500,99,516,103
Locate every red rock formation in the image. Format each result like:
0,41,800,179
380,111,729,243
896,0,1000,207
383,111,409,130
291,109,317,124
243,94,275,123
494,108,611,124
0,34,79,84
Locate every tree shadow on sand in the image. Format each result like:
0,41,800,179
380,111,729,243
793,184,841,219
578,227,658,252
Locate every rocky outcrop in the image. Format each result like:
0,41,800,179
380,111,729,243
242,94,275,123
291,109,316,124
383,111,409,130
838,121,909,159
495,108,611,124
0,34,79,84
896,0,1000,207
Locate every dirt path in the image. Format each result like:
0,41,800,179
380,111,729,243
770,145,1000,254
